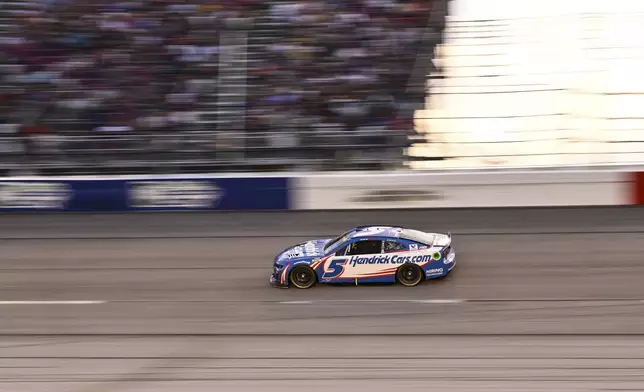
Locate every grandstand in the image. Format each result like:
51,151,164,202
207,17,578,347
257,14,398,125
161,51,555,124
410,0,644,169
0,0,446,175
2,0,642,175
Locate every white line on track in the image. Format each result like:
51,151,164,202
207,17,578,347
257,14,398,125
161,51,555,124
277,299,465,305
410,299,465,304
0,301,107,305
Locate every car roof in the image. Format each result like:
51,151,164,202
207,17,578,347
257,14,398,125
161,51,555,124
346,225,436,245
347,225,403,240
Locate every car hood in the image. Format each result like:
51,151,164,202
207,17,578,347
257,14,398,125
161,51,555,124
276,238,332,263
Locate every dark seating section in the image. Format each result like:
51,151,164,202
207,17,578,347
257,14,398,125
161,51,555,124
0,0,445,175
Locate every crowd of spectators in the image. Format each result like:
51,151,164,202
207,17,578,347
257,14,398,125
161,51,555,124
0,0,443,173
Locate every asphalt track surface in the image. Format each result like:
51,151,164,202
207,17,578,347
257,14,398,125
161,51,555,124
1,207,644,391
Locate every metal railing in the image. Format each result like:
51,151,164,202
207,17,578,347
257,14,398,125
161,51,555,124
0,129,421,175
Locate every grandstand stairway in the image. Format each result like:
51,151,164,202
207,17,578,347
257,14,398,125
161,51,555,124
208,26,249,155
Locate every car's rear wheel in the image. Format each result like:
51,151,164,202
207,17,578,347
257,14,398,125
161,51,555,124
289,265,317,289
396,263,424,287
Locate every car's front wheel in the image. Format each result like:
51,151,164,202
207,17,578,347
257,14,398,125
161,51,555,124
396,263,424,287
289,265,317,289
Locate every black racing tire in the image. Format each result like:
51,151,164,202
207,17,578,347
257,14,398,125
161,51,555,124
396,263,424,287
289,265,317,289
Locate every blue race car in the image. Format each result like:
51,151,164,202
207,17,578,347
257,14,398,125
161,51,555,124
270,225,455,289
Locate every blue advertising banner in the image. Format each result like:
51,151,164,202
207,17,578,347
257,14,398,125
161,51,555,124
0,176,290,211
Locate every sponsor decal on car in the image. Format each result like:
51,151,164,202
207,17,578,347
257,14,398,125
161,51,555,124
426,268,444,276
348,252,440,267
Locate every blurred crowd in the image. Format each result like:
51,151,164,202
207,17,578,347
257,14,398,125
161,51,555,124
0,0,442,173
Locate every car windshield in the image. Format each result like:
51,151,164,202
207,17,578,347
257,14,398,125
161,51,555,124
323,230,353,252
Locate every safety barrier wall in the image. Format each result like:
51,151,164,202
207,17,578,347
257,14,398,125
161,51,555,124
290,170,641,210
0,175,290,211
0,170,643,212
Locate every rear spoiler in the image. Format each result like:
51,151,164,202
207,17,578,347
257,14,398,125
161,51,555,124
440,232,452,248
428,232,451,248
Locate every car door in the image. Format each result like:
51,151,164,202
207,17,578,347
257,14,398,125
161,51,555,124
340,239,387,279
319,244,353,281
320,239,383,281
